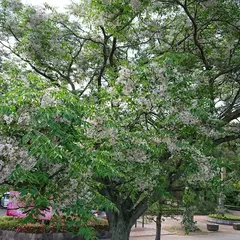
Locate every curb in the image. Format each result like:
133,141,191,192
207,217,240,225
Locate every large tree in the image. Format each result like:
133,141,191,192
0,0,240,240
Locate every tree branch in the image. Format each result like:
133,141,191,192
129,197,148,226
109,37,117,67
211,65,240,83
220,108,240,123
213,133,240,144
97,26,110,90
219,87,240,121
66,41,86,90
176,0,211,70
59,21,104,45
79,69,99,97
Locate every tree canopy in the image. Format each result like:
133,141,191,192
0,0,240,239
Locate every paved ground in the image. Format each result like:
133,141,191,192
131,233,240,240
130,215,240,239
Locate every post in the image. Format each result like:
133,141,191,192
218,167,226,214
142,215,145,228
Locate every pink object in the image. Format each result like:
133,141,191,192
7,191,52,220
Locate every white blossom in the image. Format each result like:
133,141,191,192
17,112,31,125
136,97,151,109
3,114,14,124
0,160,4,171
127,149,148,163
86,117,117,143
116,67,132,85
122,80,135,95
189,150,218,182
4,0,22,11
179,110,200,125
28,7,49,27
40,87,61,108
101,0,111,4
130,0,141,11
154,137,180,153
0,136,36,184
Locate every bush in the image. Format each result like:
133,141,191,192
0,216,14,221
16,223,46,233
209,214,240,221
0,216,109,233
0,216,23,230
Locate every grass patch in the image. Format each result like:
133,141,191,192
163,225,205,236
209,214,240,221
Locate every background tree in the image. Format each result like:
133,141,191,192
148,194,183,240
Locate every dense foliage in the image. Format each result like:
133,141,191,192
0,0,240,239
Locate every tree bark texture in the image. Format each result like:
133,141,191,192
106,198,148,240
107,211,132,240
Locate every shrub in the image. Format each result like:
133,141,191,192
0,216,109,233
16,223,46,233
209,214,240,221
0,216,14,221
0,216,23,230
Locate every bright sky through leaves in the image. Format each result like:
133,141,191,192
22,0,70,10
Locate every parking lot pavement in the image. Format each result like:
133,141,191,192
0,207,6,216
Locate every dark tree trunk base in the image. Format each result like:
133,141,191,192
155,213,162,240
111,224,131,240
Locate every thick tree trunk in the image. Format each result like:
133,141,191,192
110,219,131,240
107,212,132,240
182,206,198,232
98,181,148,240
106,197,148,240
155,212,162,240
